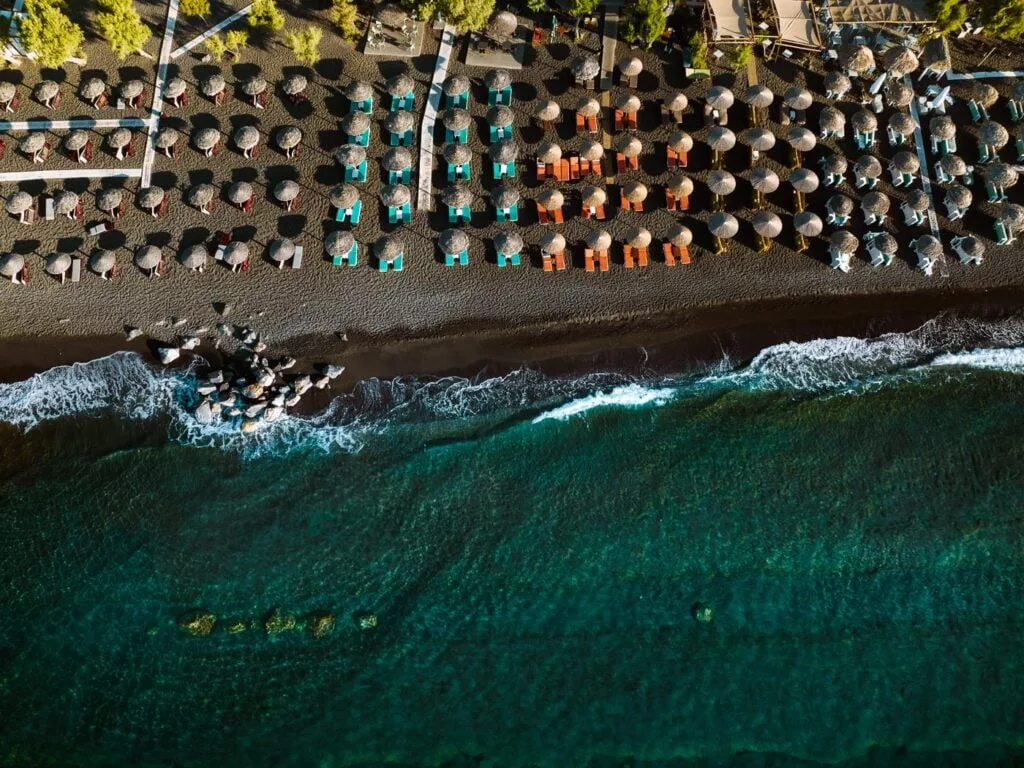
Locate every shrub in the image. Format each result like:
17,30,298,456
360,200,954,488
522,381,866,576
249,0,285,32
179,0,211,18
285,25,323,64
688,29,708,69
330,0,361,40
21,0,84,68
95,0,150,60
224,29,248,58
205,32,226,60
438,0,495,32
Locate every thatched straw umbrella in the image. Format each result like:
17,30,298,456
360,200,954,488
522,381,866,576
45,252,72,282
489,138,519,163
443,75,469,99
581,185,607,210
830,230,858,272
785,125,817,152
945,183,972,210
986,163,1019,191
325,230,355,260
824,71,852,98
668,131,694,153
108,128,132,160
614,92,641,114
623,181,647,204
201,74,226,102
616,135,643,160
706,86,734,111
1001,202,1024,232
913,235,942,274
242,75,268,107
870,232,898,262
187,182,216,214
793,211,823,236
789,168,819,193
80,77,107,107
483,69,511,91
625,227,652,252
537,188,564,211
783,86,813,111
885,80,914,109
889,112,916,139
494,231,523,258
741,127,776,154
439,228,470,258
890,150,920,175
267,239,294,269
20,132,46,163
193,127,220,157
0,252,25,281
586,229,612,253
854,155,882,182
6,190,33,223
487,104,514,129
179,244,207,272
379,184,411,209
819,106,846,135
618,55,643,78
581,140,604,162
137,186,165,217
233,125,260,158
443,107,471,132
281,73,308,97
971,81,999,109
838,43,874,74
668,223,693,248
861,190,890,219
570,54,600,83
929,116,956,140
275,125,302,157
743,85,774,109
665,91,688,114
385,110,415,137
89,248,116,279
64,129,91,162
709,212,739,253
538,141,562,165
135,245,162,277
828,194,855,218
921,36,951,75
820,153,847,177
345,80,373,104
120,79,144,107
35,80,59,109
228,181,254,210
54,189,79,219
488,9,518,37
752,211,783,251
374,234,405,265
576,96,601,117
707,170,736,200
97,187,123,217
334,143,367,169
274,180,301,211
534,100,560,125
540,231,566,256
666,173,694,197
342,110,371,138
383,146,413,173
0,81,15,111
954,235,985,265
750,167,780,195
329,183,359,212
852,110,877,134
707,126,736,152
884,46,918,76
490,184,519,211
940,153,967,177
441,184,473,210
443,142,471,168
979,120,1009,150
155,127,179,158
905,188,930,212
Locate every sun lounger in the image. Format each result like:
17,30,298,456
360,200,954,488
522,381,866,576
569,156,580,180
627,112,637,130
88,221,114,237
623,244,635,268
559,159,570,180
617,154,627,175
628,155,638,171
70,258,81,282
576,112,586,133
44,197,54,221
291,245,303,269
536,159,546,180
214,231,230,261
536,203,549,224
551,206,564,223
587,115,598,134
614,109,624,131
632,200,643,213
585,248,595,272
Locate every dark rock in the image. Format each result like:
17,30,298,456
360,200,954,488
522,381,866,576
691,602,713,624
308,612,336,639
179,610,217,636
264,608,297,634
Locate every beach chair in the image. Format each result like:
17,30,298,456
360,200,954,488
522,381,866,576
569,156,580,180
627,112,637,130
388,202,411,224
391,92,413,111
388,167,412,185
536,202,550,224
542,250,566,272
968,100,983,123
70,257,82,282
349,129,370,147
587,115,598,134
213,231,230,262
445,92,467,109
986,182,1004,203
1010,101,1021,123
333,241,358,267
445,126,468,144
88,221,114,237
345,160,368,183
575,113,586,134
496,203,518,223
493,161,515,179
536,159,546,181
583,248,609,273
614,109,624,131
444,247,469,266
349,96,372,113
551,206,564,223
616,154,627,175
1017,138,1024,163
496,246,521,267
978,144,991,163
291,245,303,269
488,85,512,107
489,124,512,142
623,244,635,268
994,219,1012,245
448,204,470,224
44,197,54,221
556,159,570,181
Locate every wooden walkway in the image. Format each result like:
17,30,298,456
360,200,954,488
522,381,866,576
599,10,618,91
0,118,150,132
905,74,946,275
141,0,181,188
417,24,455,213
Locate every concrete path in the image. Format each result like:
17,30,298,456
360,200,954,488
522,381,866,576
171,4,253,60
599,10,618,91
141,0,180,188
0,168,142,182
905,75,946,276
0,118,151,132
947,70,1024,81
417,23,455,213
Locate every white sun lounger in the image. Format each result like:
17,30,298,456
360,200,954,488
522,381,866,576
291,245,303,269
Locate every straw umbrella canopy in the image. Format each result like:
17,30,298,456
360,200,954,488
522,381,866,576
490,184,519,210
97,187,123,214
971,81,999,108
789,168,819,193
708,212,739,239
233,125,260,152
35,80,59,105
986,163,1019,189
828,194,854,216
488,9,518,37
489,139,519,163
533,100,560,122
487,104,514,128
443,74,469,98
267,239,293,266
1001,202,1024,231
342,111,371,136
537,188,564,210
64,130,90,153
586,229,612,251
979,120,1009,149
374,234,405,262
851,110,877,133
483,69,511,91
439,228,470,257
345,80,373,102
668,131,694,153
581,140,604,162
821,154,847,175
442,142,471,166
752,211,783,238
443,107,471,131
382,146,413,172
54,189,79,215
707,170,736,196
193,127,220,152
570,54,600,82
891,150,920,173
665,91,688,112
274,179,301,206
179,244,207,270
382,113,412,141
80,77,106,102
854,155,882,179
0,252,25,277
707,126,736,152
905,188,930,212
0,81,14,105
327,182,358,211
706,86,734,111
276,125,302,152
575,96,601,117
957,236,985,261
187,183,216,210
45,252,72,277
137,186,165,213
228,181,254,206
5,190,32,217
617,55,643,78
819,106,846,134
134,245,162,271
108,128,132,152
884,81,914,108
201,74,226,98
824,71,852,97
794,211,823,236
929,115,956,140
741,127,776,152
889,112,916,137
667,223,693,247
783,86,813,110
830,230,859,254
581,185,607,208
155,127,179,153
750,167,780,193
614,92,641,113
20,132,45,156
89,249,116,276
945,183,972,208
939,153,966,176
666,173,694,197
537,141,562,164
324,230,354,258
625,227,652,249
838,43,874,74
441,184,473,209
914,234,942,259
921,36,950,73
242,75,268,97
281,73,307,96
861,190,890,215
540,231,566,255
334,143,366,167
120,79,144,102
871,232,898,257
494,231,523,257
623,181,648,203
785,126,817,152
616,135,642,158
884,46,918,76
743,85,774,108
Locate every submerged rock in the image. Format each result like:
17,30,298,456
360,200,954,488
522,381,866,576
322,364,345,380
692,603,713,624
227,620,247,634
179,611,217,636
264,608,297,634
194,400,214,424
355,612,377,631
308,612,336,639
241,417,263,433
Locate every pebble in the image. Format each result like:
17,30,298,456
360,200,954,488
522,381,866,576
157,346,181,364
125,326,143,341
313,374,331,390
322,364,345,380
194,400,214,424
180,336,201,350
59,318,70,324
172,317,188,328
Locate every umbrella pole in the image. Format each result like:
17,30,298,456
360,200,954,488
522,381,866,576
713,236,726,255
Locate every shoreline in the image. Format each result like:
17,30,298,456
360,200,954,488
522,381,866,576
3,287,1024,389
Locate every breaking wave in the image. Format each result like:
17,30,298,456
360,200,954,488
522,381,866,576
2,317,1024,456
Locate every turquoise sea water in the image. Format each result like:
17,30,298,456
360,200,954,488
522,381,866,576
1,322,1023,766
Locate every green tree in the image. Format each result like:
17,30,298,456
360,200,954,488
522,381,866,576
20,0,84,68
632,0,667,46
179,0,211,18
688,29,708,69
284,25,322,64
729,43,752,72
249,0,285,31
95,0,150,60
984,0,1024,38
437,0,494,32
568,0,599,15
224,29,248,58
930,0,967,34
205,32,226,60
526,0,546,11
329,0,360,40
